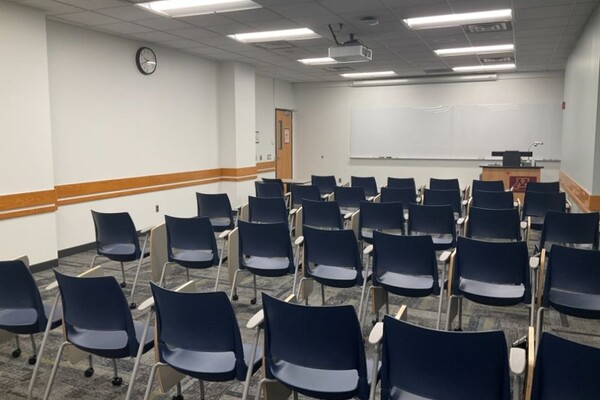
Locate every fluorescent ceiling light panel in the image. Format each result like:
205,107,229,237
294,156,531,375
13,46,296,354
404,9,512,30
352,74,497,87
435,44,514,57
452,63,516,72
228,28,320,43
136,0,261,17
298,57,337,65
340,71,396,79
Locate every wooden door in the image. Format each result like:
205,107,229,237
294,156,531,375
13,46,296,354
275,109,293,179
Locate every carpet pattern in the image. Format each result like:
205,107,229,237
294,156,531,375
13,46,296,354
2,230,600,399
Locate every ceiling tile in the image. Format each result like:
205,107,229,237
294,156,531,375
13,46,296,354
20,0,83,14
57,0,125,10
95,5,153,21
177,13,237,27
53,11,121,25
95,21,153,34
130,31,182,42
136,17,192,31
161,39,205,49
225,8,284,22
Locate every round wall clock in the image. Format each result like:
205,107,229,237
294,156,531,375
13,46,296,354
136,47,157,75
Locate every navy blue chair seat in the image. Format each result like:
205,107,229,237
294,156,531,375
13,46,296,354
358,201,405,243
67,322,153,359
196,192,235,232
522,191,566,231
290,184,321,209
407,203,456,251
471,190,515,210
144,284,262,400
379,317,510,400
256,294,375,400
530,333,600,400
242,256,292,277
248,196,288,224
302,199,343,230
351,176,378,197
0,259,63,365
334,186,366,215
537,211,599,253
311,175,337,197
465,206,521,241
446,237,532,330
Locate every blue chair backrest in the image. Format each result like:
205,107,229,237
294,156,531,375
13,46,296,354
430,178,460,191
423,188,462,215
531,333,600,400
466,207,521,241
311,175,337,195
359,201,404,235
91,210,140,256
540,211,599,251
165,215,219,264
407,203,455,238
351,176,378,197
372,233,439,293
387,177,416,193
471,190,515,210
150,283,247,380
196,192,234,230
302,199,343,229
452,237,530,302
237,221,294,271
334,186,365,209
526,181,560,193
290,184,320,208
54,270,138,355
248,196,288,224
381,316,510,400
522,192,566,218
261,293,369,399
0,260,47,331
262,177,284,193
302,226,363,281
542,245,600,314
380,187,417,207
255,181,284,198
472,180,505,193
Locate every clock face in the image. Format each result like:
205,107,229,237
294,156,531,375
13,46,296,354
136,47,157,75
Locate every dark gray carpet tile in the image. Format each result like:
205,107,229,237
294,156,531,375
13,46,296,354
2,231,600,399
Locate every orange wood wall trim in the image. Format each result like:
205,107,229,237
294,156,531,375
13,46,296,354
0,205,57,221
0,166,264,220
0,190,57,212
559,170,600,211
256,161,276,173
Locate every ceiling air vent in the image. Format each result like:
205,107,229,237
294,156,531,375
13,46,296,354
423,68,453,74
253,41,295,50
324,66,354,72
465,21,512,33
479,55,515,64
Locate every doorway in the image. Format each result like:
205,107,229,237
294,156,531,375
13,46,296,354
275,109,293,179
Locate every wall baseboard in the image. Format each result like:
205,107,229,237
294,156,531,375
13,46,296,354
57,242,95,258
30,258,58,274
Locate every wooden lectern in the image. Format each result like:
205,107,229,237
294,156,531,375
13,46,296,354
480,165,542,202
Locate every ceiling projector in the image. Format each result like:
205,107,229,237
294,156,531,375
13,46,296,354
328,41,372,63
328,25,372,63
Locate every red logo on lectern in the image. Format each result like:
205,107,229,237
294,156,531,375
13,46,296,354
510,176,537,192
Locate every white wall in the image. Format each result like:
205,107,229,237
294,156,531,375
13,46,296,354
561,5,600,192
46,21,225,250
293,72,564,187
0,1,57,264
47,21,220,183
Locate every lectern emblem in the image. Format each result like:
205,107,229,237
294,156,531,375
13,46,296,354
509,176,537,192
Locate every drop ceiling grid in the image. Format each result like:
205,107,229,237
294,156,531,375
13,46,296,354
6,0,600,81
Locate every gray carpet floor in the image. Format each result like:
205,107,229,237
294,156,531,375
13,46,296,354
2,231,600,399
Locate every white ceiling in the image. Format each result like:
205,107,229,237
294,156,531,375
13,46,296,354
8,0,600,82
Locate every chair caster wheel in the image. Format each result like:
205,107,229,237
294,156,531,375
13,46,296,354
12,348,21,358
232,294,238,301
250,298,257,305
129,303,137,310
453,328,463,332
120,282,127,288
28,355,37,365
371,318,378,326
84,368,94,377
112,377,123,386
172,395,184,400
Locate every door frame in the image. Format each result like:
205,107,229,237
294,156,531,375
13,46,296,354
275,108,293,179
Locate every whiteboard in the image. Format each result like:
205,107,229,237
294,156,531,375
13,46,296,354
350,103,562,160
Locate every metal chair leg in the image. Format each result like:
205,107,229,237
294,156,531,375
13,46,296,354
12,336,21,358
436,266,447,330
254,378,267,400
199,380,205,400
142,362,164,400
229,269,242,301
111,359,123,386
321,283,325,305
360,286,373,330
28,335,37,365
90,255,99,269
129,234,149,309
84,355,94,377
119,262,127,288
251,275,257,305
125,310,153,400
241,328,261,400
215,242,226,292
42,341,71,400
